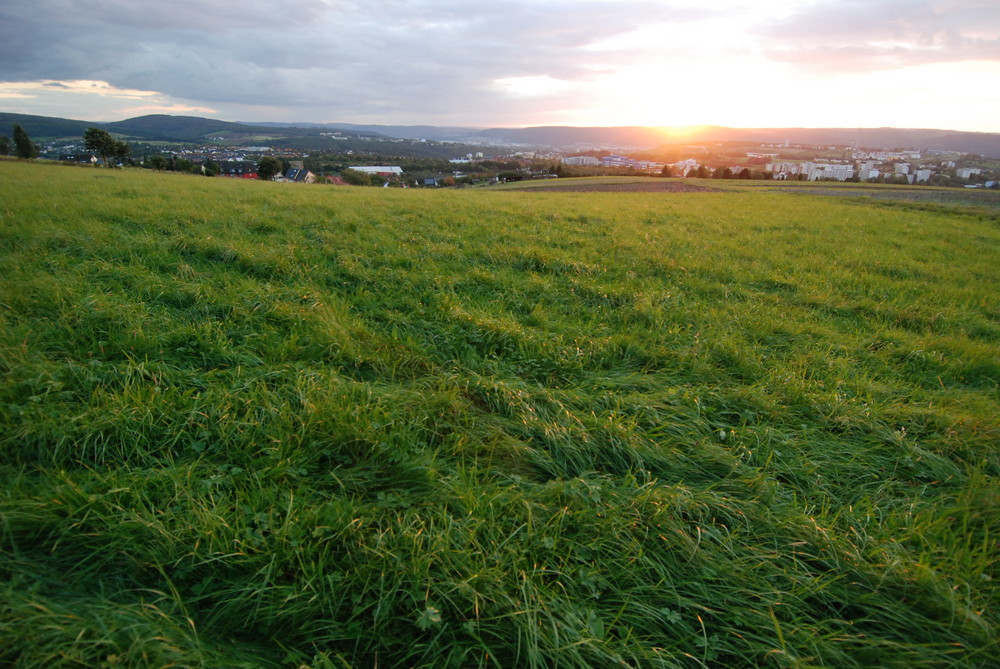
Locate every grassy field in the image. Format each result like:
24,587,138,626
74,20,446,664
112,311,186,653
1,160,997,668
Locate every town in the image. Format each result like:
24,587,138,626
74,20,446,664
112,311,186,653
5,115,998,189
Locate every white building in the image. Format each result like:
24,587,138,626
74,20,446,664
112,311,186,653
349,166,403,175
561,156,600,166
801,162,855,182
673,158,700,174
766,162,801,179
957,167,982,179
915,169,933,183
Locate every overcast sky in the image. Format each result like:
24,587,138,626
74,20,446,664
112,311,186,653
1,0,999,131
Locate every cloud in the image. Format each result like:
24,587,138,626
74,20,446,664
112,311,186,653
0,0,728,123
3,0,997,129
0,79,218,120
756,0,1000,72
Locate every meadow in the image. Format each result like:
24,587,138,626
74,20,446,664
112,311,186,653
1,160,997,668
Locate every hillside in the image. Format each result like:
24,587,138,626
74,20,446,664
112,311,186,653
1,160,997,667
0,111,94,139
312,122,1000,157
6,112,1000,157
467,125,1000,156
103,114,271,142
0,113,501,160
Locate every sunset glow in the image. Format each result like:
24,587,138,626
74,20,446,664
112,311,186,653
1,1,998,130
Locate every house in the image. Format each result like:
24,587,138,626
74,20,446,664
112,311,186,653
285,167,316,183
220,162,258,178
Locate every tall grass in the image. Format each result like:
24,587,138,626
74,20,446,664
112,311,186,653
1,160,997,667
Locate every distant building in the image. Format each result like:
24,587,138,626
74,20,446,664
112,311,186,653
957,167,982,179
601,154,639,168
765,162,801,179
350,166,403,176
673,158,700,175
915,169,933,183
801,162,855,181
562,156,599,166
60,154,98,165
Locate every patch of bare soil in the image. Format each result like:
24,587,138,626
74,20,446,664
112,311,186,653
522,181,724,193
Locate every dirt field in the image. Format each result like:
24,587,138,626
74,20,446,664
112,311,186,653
509,180,723,193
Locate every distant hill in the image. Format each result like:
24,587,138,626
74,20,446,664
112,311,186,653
0,112,94,139
4,112,1000,158
473,125,671,148
314,123,1000,157
103,115,262,142
0,113,500,160
250,121,474,142
464,125,1000,157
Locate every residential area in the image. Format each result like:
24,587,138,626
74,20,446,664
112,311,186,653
560,147,999,188
5,113,999,189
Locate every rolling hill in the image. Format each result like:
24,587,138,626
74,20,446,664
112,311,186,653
4,112,1000,157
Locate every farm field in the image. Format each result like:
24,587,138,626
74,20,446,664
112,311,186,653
498,176,1000,212
1,160,998,668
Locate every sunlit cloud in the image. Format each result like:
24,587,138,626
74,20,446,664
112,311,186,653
0,79,217,120
1,0,998,130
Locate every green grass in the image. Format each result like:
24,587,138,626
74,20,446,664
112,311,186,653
1,160,998,667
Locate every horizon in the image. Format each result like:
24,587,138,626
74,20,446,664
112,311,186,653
2,1,999,133
5,110,997,137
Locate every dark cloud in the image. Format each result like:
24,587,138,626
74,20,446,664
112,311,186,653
0,0,720,121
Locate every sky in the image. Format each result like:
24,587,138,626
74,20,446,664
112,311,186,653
1,0,999,132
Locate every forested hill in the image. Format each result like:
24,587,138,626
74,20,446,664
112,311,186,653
0,113,391,143
0,112,94,139
0,113,489,159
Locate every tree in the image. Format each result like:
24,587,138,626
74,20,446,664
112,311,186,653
0,135,10,156
147,154,167,171
113,140,131,166
257,156,282,181
13,124,38,159
340,168,371,186
83,127,118,166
